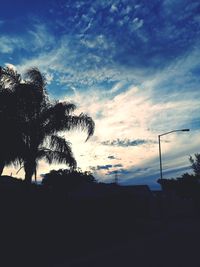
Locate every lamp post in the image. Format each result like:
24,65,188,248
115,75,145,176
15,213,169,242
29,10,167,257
158,129,190,179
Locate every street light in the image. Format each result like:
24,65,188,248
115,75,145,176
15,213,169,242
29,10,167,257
158,129,190,179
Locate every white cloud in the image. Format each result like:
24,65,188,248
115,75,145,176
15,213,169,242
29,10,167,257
110,4,118,13
121,5,132,15
109,81,124,94
80,34,111,50
0,23,55,56
28,24,55,51
0,36,24,53
15,35,119,87
130,18,144,31
2,21,200,184
5,63,17,71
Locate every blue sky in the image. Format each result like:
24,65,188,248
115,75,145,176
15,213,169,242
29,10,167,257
1,0,200,189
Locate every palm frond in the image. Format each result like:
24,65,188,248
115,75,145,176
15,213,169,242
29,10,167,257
38,134,76,168
41,102,76,122
49,135,72,153
41,102,77,133
25,68,46,89
38,148,77,169
44,113,95,141
0,67,21,89
63,113,95,141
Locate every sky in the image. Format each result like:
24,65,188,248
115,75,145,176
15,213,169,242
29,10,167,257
1,0,200,189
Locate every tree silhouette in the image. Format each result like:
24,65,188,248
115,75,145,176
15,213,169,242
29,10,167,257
0,67,24,175
0,66,95,183
189,154,200,177
157,154,200,197
42,168,96,191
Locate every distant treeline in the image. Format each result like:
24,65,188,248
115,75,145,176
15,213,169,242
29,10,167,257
158,153,200,198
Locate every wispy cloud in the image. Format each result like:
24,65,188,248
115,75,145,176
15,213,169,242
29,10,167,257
0,22,55,58
27,23,55,51
0,36,24,54
108,155,117,159
101,139,157,147
2,0,200,186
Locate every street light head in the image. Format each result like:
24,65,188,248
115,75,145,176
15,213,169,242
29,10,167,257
181,129,190,132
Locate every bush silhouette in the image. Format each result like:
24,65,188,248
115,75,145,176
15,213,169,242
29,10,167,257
42,168,96,191
158,154,200,198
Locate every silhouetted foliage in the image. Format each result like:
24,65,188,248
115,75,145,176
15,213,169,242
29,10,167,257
0,66,95,183
190,154,200,176
158,174,199,198
42,168,96,190
157,154,200,198
0,67,24,175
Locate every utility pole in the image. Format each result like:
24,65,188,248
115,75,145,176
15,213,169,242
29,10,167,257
158,129,190,179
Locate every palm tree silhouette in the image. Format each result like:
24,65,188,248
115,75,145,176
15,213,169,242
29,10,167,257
0,67,95,183
0,67,24,175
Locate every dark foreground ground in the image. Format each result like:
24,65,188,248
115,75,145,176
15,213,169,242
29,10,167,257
63,218,200,267
0,182,200,267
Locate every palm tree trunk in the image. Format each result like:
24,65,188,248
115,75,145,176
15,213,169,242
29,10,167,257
34,168,37,183
0,161,4,176
25,170,33,184
24,161,35,184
